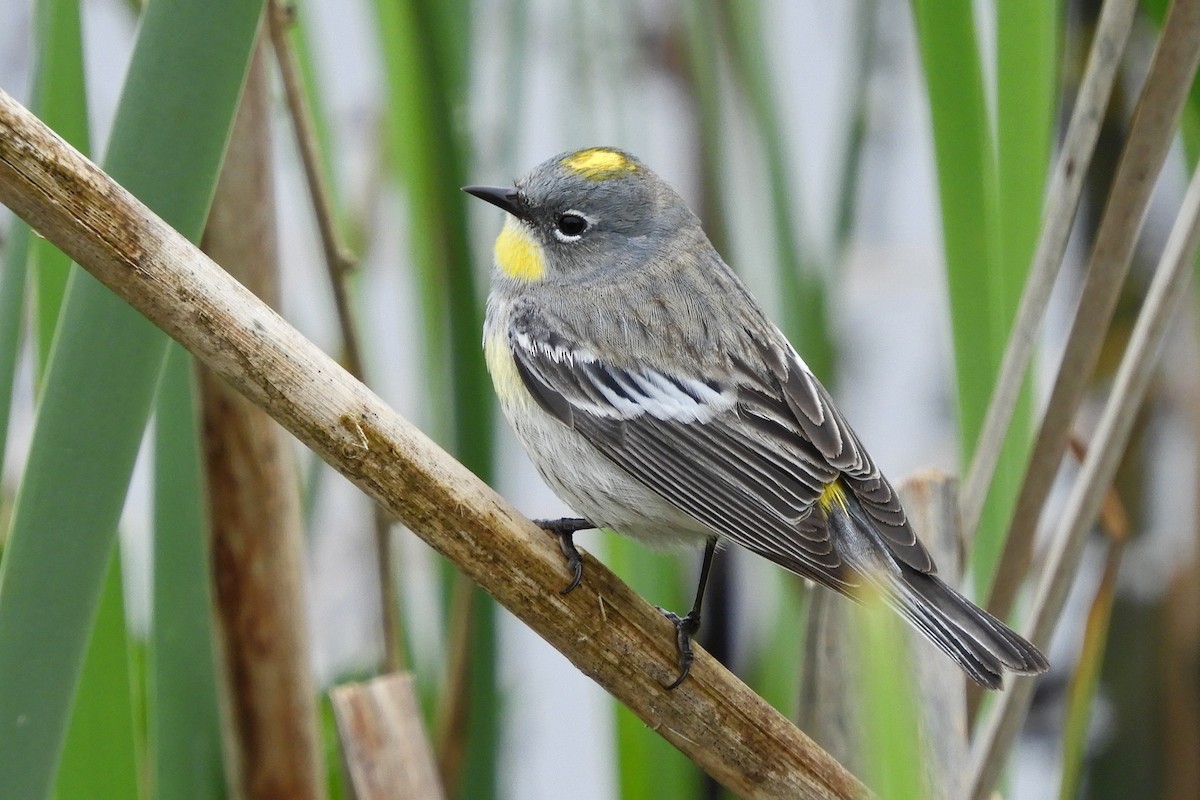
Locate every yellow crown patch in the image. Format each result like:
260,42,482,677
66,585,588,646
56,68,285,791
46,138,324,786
561,148,637,180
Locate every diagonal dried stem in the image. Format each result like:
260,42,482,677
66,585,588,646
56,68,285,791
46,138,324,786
984,0,1200,624
959,0,1138,543
0,87,868,800
266,0,358,356
1056,438,1130,800
968,153,1200,800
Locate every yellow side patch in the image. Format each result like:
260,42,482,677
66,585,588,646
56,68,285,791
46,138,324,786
561,147,637,180
494,217,544,281
484,333,532,409
818,480,849,515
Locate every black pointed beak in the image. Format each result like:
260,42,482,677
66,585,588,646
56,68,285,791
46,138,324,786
462,185,524,218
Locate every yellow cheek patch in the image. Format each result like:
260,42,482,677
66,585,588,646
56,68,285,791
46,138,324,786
818,480,850,515
561,147,637,180
494,217,545,281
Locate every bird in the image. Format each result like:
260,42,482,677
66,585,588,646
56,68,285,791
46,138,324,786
464,146,1048,690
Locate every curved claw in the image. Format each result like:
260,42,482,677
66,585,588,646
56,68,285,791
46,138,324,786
535,518,593,594
559,544,583,595
658,608,702,690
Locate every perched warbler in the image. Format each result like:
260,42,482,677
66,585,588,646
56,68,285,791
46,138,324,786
465,147,1048,690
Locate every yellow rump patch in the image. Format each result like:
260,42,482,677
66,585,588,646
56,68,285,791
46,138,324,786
494,217,545,281
818,480,849,515
561,148,637,180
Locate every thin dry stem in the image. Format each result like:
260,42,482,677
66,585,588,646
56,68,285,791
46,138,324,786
433,574,475,798
984,0,1200,624
1160,345,1200,800
266,0,358,352
332,674,446,800
0,87,868,800
968,152,1200,800
1067,436,1130,544
267,0,405,673
1053,436,1130,799
959,0,1138,541
800,471,968,800
200,40,326,800
1162,509,1200,798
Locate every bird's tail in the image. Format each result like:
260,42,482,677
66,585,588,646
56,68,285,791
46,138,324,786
887,566,1048,689
827,495,1048,690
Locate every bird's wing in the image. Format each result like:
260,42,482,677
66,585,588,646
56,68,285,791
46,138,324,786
506,312,934,587
765,335,933,573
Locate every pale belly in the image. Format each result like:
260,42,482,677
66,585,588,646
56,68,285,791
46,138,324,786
485,328,712,550
508,402,714,549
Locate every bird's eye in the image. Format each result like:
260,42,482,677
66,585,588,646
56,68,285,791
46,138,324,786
554,212,589,241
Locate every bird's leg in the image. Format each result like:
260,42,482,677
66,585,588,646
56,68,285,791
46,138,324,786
534,517,595,594
661,537,718,690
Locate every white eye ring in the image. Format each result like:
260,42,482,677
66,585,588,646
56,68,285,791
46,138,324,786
553,210,591,242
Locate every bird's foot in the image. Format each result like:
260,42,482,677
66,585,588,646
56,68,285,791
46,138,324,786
534,517,594,594
656,607,702,690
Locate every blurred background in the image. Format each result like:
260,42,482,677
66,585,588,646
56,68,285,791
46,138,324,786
1,0,1198,798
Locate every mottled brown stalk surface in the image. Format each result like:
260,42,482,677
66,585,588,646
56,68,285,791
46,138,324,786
0,88,866,800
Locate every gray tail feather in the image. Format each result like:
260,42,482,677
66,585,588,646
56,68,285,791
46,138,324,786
890,567,1048,690
826,497,1049,690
